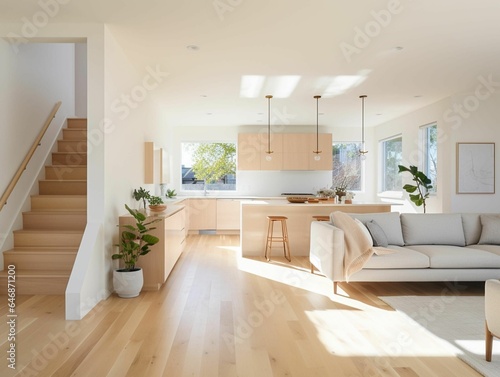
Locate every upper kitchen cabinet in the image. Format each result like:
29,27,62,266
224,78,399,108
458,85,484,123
238,133,283,170
282,133,332,170
282,134,309,170
308,133,332,170
237,133,261,170
260,133,283,171
238,133,332,171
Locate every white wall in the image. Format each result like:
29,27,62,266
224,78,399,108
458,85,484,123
75,43,87,117
373,89,500,213
0,42,76,260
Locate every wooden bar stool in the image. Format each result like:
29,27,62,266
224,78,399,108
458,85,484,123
312,215,330,222
265,216,291,262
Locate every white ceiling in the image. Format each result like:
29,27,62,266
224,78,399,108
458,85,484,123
2,0,500,128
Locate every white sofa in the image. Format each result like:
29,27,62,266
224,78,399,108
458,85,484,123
310,212,500,293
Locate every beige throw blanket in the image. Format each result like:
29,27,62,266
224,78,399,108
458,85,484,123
331,211,374,281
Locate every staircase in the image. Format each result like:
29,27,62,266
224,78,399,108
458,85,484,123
0,118,87,295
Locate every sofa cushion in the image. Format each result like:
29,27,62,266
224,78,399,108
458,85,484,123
407,245,500,268
349,212,404,246
467,244,500,257
401,213,465,246
478,214,500,245
365,220,389,247
363,246,429,269
461,213,482,245
354,218,373,247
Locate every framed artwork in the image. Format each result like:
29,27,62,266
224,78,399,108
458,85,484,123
456,142,495,194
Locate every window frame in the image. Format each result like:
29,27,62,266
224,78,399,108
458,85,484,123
420,122,437,193
180,141,237,193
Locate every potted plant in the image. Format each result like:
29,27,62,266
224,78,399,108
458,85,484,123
133,187,150,211
398,164,433,213
166,188,177,198
112,204,160,297
148,195,166,212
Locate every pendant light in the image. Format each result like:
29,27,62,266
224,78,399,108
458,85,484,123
313,95,322,161
359,95,368,160
265,95,273,161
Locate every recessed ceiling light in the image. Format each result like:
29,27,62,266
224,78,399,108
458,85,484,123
187,45,200,51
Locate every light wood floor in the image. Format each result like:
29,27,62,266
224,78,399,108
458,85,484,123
0,235,485,377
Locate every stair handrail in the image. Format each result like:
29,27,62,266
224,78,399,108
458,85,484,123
0,101,62,212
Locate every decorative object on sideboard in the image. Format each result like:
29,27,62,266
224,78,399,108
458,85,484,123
313,95,322,161
358,95,368,160
112,204,160,298
148,195,167,212
344,191,355,204
132,187,150,211
166,188,177,198
265,94,273,161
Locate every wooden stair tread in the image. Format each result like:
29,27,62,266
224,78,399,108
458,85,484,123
24,210,87,214
40,179,86,182
14,229,84,234
49,165,87,168
0,270,70,277
31,194,86,198
4,247,78,253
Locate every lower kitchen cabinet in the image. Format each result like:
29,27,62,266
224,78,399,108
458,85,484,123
216,199,241,231
119,206,186,291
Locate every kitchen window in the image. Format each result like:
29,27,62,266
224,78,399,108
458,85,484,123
181,142,236,191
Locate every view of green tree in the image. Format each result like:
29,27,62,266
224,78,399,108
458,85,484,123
189,143,236,190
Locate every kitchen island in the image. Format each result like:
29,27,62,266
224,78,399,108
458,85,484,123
240,199,392,257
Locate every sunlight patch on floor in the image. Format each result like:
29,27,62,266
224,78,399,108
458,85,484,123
304,308,459,357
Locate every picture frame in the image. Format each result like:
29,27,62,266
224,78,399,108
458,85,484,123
456,142,495,194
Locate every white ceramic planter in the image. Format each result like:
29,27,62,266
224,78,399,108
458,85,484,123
113,268,144,298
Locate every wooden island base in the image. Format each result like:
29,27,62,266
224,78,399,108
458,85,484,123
240,200,392,257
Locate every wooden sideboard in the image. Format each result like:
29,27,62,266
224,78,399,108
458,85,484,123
118,205,186,291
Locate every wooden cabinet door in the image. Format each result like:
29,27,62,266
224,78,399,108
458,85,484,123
188,199,216,230
238,134,261,170
308,133,332,170
216,199,241,230
260,133,283,170
283,134,309,170
164,208,185,278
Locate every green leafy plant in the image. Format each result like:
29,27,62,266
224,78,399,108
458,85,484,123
191,143,236,187
398,165,433,213
132,187,150,210
166,189,176,198
113,204,160,271
148,195,164,206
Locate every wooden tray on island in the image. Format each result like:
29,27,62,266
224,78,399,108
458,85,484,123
286,196,309,203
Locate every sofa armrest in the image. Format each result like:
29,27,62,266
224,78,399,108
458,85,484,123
486,279,500,336
310,221,345,282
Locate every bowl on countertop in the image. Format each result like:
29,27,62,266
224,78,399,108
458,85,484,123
286,196,309,203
